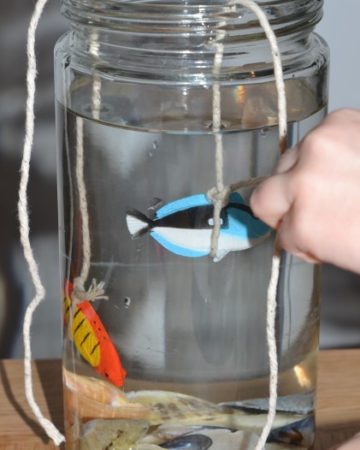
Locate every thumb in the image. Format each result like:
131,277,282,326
250,173,294,229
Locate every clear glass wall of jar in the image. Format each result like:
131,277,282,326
55,1,328,448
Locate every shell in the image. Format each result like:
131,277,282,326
269,415,314,448
221,392,314,416
139,424,208,444
139,414,310,448
135,446,164,450
126,390,304,432
150,427,307,450
126,390,221,426
160,434,212,450
62,380,312,450
78,419,148,450
64,369,127,406
218,409,304,433
63,370,149,423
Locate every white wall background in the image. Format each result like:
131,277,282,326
317,0,360,111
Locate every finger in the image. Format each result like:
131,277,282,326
331,434,360,450
276,212,320,264
275,146,299,174
250,173,294,228
294,252,320,264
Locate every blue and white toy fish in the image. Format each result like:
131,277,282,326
126,192,271,261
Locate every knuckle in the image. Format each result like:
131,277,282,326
324,108,360,131
327,108,356,122
300,123,339,165
300,131,326,157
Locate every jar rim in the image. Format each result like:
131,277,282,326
62,0,323,40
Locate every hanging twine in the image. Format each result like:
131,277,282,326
208,0,287,256
75,117,91,285
89,29,102,121
18,0,65,445
209,24,227,256
71,32,108,308
71,116,105,303
207,1,287,449
19,0,107,444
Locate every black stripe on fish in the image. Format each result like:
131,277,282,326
155,202,256,230
155,205,215,229
126,201,257,238
80,331,90,347
73,318,85,336
90,341,100,355
73,308,82,319
64,298,71,315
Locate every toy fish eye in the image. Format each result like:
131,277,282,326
208,218,224,227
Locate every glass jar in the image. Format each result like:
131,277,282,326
55,1,328,449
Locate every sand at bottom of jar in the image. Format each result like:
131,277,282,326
63,369,314,450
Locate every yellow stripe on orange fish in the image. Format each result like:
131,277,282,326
63,281,126,387
63,294,72,325
71,304,101,368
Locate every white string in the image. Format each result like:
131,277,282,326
210,25,227,258
91,76,102,121
235,0,287,143
75,117,91,286
207,1,288,449
259,247,281,450
90,29,102,121
18,0,65,445
71,27,107,304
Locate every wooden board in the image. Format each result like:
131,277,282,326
315,349,360,449
0,359,63,449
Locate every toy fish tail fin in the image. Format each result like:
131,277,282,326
126,209,153,238
214,250,230,263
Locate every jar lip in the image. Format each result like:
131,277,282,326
62,0,323,39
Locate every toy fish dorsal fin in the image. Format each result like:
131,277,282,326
155,194,211,219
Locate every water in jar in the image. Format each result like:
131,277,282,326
58,79,323,450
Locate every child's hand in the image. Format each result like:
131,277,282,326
332,433,360,450
250,109,360,273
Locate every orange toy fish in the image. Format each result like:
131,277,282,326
64,281,127,387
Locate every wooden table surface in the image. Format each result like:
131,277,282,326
0,350,359,449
